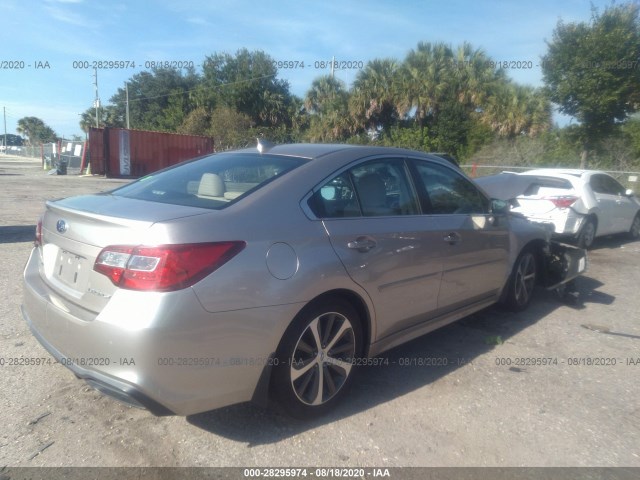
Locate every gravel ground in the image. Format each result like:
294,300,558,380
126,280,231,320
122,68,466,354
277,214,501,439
1,156,639,471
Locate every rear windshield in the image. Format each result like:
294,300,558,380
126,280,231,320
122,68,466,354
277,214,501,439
110,153,306,209
520,175,574,195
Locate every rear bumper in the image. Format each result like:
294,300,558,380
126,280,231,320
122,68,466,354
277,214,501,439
22,248,302,416
517,209,586,237
22,305,173,415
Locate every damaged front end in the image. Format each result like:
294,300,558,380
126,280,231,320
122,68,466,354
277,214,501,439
540,240,588,291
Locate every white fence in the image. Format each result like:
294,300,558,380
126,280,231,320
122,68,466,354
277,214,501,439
1,141,88,174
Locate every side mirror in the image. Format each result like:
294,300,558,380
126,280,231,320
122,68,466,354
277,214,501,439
490,198,510,215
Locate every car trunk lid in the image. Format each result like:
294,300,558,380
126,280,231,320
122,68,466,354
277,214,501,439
38,194,210,314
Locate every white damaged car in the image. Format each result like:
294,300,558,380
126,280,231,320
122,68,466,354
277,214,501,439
475,169,640,249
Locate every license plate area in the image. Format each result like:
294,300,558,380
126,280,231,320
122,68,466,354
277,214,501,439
55,250,87,287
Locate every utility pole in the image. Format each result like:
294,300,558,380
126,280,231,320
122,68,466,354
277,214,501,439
125,82,130,129
93,68,100,128
3,107,6,153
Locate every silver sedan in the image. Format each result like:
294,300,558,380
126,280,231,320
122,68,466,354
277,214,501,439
22,143,584,418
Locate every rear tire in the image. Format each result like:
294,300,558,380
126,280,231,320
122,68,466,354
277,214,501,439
272,299,362,419
503,249,538,311
629,213,640,240
577,218,596,249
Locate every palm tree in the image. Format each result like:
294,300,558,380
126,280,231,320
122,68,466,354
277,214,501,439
481,83,551,137
350,59,400,137
400,42,455,134
304,75,354,142
78,106,117,133
17,117,57,145
304,75,348,116
452,42,505,111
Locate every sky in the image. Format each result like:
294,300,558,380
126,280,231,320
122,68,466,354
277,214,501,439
0,0,617,139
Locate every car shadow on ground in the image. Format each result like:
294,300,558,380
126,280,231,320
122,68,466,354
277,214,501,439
186,274,613,443
590,234,639,251
0,225,36,244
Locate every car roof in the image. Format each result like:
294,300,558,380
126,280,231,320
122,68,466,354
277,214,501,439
230,142,454,164
232,143,364,159
518,168,607,178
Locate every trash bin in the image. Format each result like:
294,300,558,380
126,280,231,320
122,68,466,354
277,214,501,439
57,158,68,175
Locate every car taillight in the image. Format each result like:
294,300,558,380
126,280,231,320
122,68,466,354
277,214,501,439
34,217,43,247
94,242,245,291
546,196,578,209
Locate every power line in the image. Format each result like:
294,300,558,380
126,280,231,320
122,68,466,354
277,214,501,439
109,72,278,105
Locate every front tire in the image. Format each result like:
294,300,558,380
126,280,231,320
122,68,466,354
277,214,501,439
504,249,538,311
272,299,362,418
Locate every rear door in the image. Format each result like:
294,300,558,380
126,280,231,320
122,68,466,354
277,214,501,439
312,157,446,341
589,174,628,234
596,174,638,233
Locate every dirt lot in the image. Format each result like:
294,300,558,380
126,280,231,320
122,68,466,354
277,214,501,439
1,156,639,470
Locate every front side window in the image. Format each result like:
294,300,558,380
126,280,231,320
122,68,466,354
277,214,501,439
589,175,607,194
411,160,489,214
589,174,624,195
111,153,305,209
601,175,626,195
309,158,419,218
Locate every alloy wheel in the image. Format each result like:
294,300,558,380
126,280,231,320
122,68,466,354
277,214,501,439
513,252,536,308
290,312,355,406
580,220,596,249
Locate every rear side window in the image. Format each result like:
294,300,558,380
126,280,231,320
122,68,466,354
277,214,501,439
308,158,419,218
111,153,305,209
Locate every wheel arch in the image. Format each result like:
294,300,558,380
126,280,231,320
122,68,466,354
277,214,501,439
582,212,599,232
291,289,373,357
509,238,546,290
527,237,547,272
252,288,374,409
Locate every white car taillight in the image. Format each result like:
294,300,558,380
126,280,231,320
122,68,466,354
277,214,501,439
546,196,579,209
94,242,245,292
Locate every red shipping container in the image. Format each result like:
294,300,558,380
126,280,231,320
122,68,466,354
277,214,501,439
89,127,214,178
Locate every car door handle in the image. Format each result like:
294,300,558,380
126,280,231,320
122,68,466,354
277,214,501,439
347,237,377,252
443,232,461,245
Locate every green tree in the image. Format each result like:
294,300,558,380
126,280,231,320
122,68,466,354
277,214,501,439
304,75,349,116
400,42,454,135
481,83,551,138
81,67,200,132
79,106,115,132
202,49,293,128
208,106,254,151
304,75,353,141
622,117,640,157
16,117,57,144
2,133,24,146
178,107,211,136
350,59,400,138
542,3,640,167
